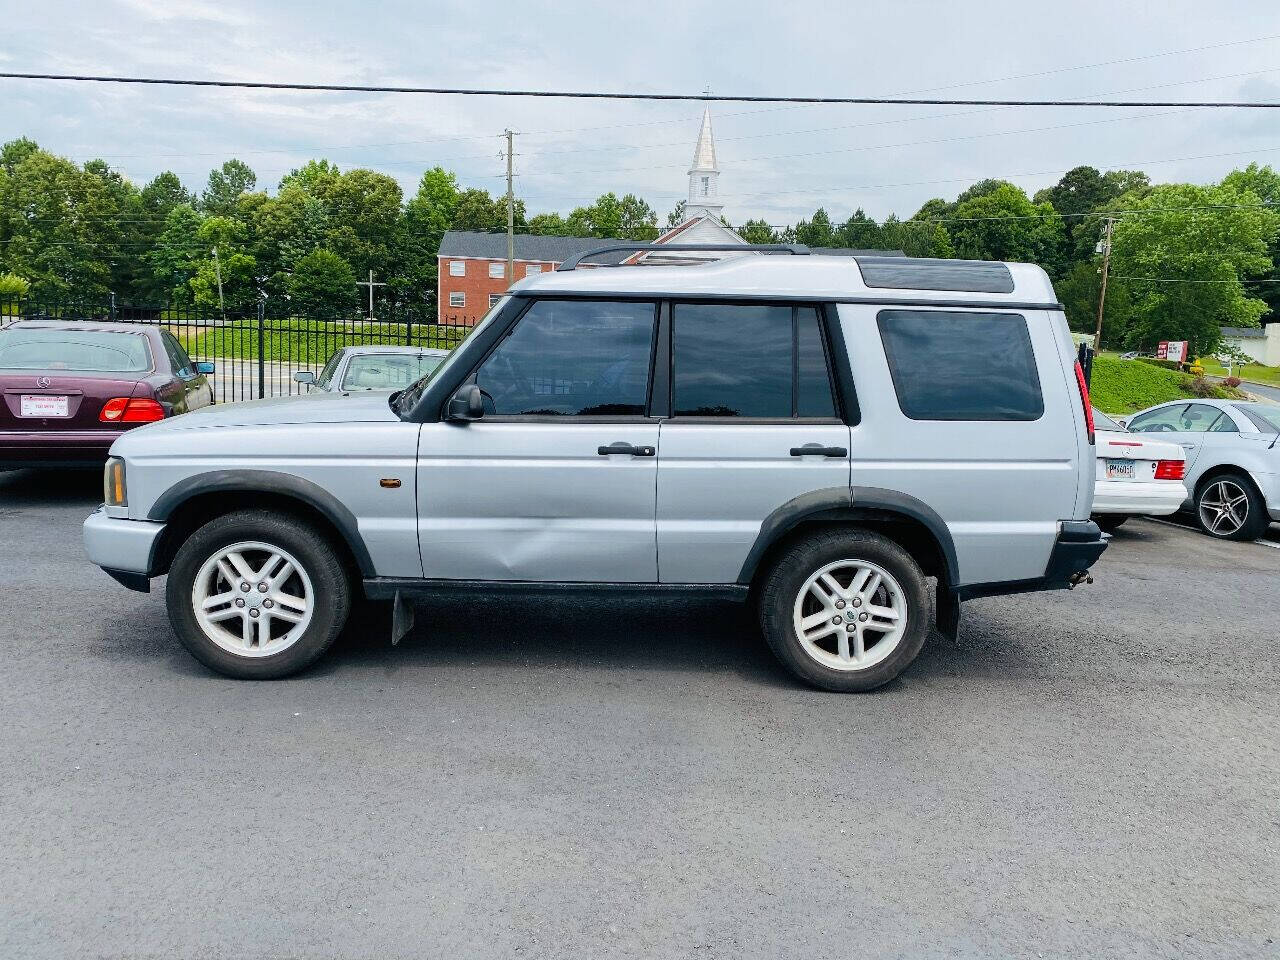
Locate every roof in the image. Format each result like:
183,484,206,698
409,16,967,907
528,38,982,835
1221,326,1265,339
811,247,907,257
511,253,1059,304
439,230,631,264
3,319,158,335
690,109,717,172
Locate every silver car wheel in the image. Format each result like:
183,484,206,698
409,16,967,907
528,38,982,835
191,540,314,658
792,559,908,672
1198,479,1250,536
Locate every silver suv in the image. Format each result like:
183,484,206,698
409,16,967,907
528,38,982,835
84,248,1106,691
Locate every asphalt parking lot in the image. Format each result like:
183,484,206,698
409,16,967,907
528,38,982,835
1,468,1277,960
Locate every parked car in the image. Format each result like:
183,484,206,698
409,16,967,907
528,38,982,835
1126,399,1280,539
1090,408,1186,532
84,249,1106,691
0,320,213,469
294,346,450,393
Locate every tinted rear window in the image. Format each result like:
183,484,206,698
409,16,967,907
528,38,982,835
673,303,837,418
0,329,153,373
877,310,1043,421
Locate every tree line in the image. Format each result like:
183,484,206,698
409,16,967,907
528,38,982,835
0,135,1277,352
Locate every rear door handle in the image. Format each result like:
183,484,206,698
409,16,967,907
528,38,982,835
790,444,848,458
598,442,655,457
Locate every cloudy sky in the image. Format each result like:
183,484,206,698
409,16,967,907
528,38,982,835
5,0,1280,226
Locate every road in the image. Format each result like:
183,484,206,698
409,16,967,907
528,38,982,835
1,468,1277,960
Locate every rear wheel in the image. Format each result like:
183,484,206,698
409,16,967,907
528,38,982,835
1095,515,1128,533
166,510,352,678
757,529,931,692
1195,474,1268,541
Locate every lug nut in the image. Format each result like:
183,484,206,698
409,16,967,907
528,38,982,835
859,612,869,622
846,624,856,633
249,609,259,618
834,600,845,609
263,599,274,609
257,582,268,592
240,582,250,592
852,597,862,607
235,598,245,608
831,616,842,625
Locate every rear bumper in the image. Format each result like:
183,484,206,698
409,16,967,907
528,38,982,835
959,520,1107,600
1092,479,1187,516
0,429,125,467
83,506,165,592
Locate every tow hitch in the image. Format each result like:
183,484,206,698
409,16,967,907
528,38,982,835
1067,571,1095,589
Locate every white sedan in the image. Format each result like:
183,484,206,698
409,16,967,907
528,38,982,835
1091,409,1187,532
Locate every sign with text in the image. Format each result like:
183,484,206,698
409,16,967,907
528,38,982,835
1156,340,1188,363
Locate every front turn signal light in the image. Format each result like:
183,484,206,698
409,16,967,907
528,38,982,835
104,457,127,507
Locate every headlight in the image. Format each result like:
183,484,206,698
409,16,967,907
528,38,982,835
104,457,127,507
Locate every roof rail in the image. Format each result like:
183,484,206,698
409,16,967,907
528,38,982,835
556,243,810,271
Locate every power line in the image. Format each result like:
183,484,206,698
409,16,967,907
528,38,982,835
1110,275,1280,284
3,71,1280,108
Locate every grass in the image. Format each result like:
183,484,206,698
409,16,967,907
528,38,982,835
1198,356,1280,387
179,318,466,364
1089,353,1234,414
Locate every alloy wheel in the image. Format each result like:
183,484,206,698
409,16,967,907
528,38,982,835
191,541,314,657
1198,479,1250,536
792,559,908,671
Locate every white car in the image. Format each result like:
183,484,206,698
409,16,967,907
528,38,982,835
1125,399,1280,540
1091,409,1187,532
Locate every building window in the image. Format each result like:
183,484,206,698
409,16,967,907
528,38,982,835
449,292,466,308
489,293,503,307
701,176,709,196
489,262,505,279
525,264,542,276
448,261,465,277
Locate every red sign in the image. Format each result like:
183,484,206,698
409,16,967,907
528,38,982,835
1156,341,1168,359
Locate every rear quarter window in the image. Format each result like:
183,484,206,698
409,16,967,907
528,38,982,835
876,309,1044,421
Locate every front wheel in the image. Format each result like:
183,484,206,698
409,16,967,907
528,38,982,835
757,529,932,692
1195,474,1269,541
166,509,352,679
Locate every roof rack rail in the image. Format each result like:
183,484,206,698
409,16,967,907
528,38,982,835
556,243,809,271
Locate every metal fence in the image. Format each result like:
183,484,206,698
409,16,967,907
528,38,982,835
0,298,475,403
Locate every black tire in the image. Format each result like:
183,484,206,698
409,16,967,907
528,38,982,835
1194,472,1270,541
166,509,352,679
757,528,932,692
1095,514,1128,533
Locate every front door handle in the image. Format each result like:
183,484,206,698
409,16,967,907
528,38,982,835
598,442,655,457
790,444,848,458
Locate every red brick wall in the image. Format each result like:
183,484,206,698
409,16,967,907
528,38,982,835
437,257,557,324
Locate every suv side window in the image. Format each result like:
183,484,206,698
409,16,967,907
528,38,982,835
672,303,837,418
475,299,657,416
877,309,1043,421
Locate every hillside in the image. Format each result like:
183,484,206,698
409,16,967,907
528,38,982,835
1088,354,1232,414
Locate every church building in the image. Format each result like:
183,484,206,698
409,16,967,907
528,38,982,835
435,108,897,321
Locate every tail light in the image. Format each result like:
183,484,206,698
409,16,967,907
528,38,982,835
1073,360,1095,446
1154,460,1185,481
100,397,166,423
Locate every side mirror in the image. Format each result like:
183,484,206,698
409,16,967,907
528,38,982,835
195,361,216,375
293,371,316,384
447,383,484,422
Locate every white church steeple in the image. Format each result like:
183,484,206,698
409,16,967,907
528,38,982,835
686,107,724,222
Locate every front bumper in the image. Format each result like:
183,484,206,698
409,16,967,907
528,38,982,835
83,506,165,592
1092,479,1187,516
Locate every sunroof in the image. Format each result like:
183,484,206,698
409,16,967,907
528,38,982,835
854,256,1015,294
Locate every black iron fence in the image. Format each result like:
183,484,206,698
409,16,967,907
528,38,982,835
0,298,474,403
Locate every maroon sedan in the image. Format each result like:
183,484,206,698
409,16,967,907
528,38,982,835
0,320,214,468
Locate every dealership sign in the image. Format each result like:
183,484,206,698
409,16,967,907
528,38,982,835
1157,340,1188,363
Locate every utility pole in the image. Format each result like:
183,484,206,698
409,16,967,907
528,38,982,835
356,269,385,319
1093,217,1115,352
504,129,515,287
212,245,226,321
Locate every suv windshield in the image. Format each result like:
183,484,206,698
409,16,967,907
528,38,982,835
0,329,152,373
342,353,446,391
394,296,508,416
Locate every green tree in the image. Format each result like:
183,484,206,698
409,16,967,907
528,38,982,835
144,204,205,302
1221,163,1280,323
665,200,687,228
1055,260,1134,344
287,248,356,316
526,212,570,235
398,167,462,302
881,215,954,258
201,159,257,217
736,219,778,244
838,209,883,249
0,271,29,301
1108,182,1278,355
278,159,341,200
794,208,837,247
947,183,1066,275
564,193,658,239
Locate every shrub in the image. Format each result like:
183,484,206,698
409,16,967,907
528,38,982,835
1224,376,1242,388
1138,357,1181,371
1180,375,1226,399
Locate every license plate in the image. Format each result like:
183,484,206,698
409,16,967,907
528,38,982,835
20,395,69,417
1106,459,1136,480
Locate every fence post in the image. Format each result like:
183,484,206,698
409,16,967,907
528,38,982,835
257,302,266,400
